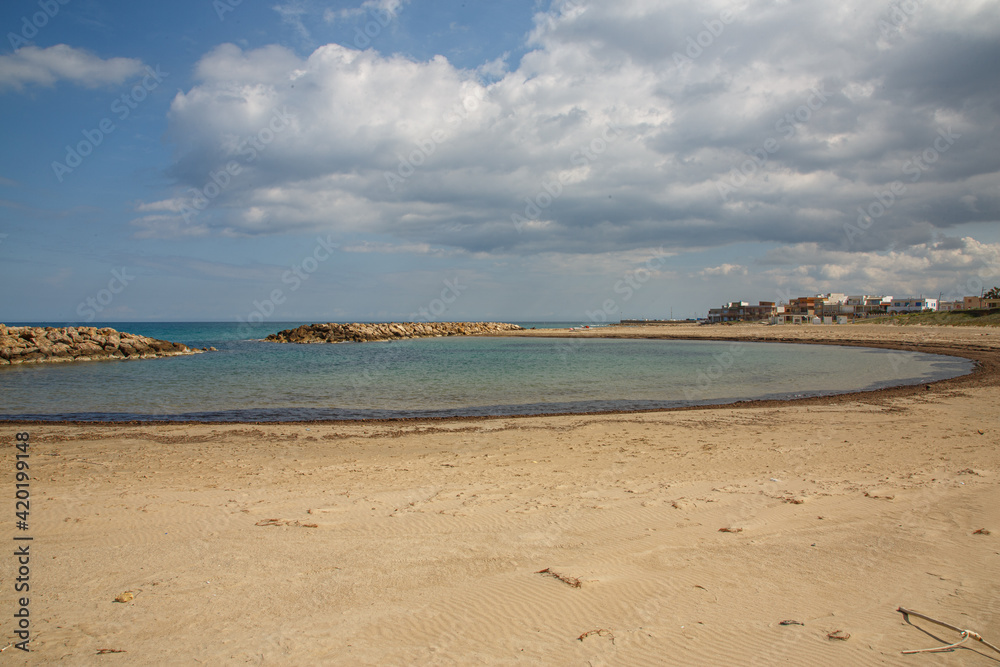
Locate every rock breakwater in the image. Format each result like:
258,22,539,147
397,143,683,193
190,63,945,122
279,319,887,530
264,321,524,344
0,325,201,365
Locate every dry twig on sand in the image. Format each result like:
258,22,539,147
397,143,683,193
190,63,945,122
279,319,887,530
536,568,582,588
897,607,1000,655
254,518,318,528
578,629,615,644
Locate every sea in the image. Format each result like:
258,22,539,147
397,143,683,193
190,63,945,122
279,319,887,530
0,321,973,422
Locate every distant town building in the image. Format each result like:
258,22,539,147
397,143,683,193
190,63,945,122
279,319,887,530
845,295,893,318
820,293,849,304
707,301,779,323
887,298,938,313
963,296,1000,310
775,293,880,323
699,291,995,324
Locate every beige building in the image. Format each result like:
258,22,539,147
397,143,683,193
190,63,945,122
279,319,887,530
962,296,1000,310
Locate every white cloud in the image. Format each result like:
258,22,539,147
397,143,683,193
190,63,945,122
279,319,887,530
136,0,1000,268
328,0,410,22
476,53,509,80
130,215,210,239
134,198,189,213
700,263,748,277
341,241,456,256
0,45,145,91
758,237,1000,298
273,2,312,42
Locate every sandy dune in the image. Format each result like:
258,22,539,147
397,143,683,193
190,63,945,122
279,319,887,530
2,324,998,664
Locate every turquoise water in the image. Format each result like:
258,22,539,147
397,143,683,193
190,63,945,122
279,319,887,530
0,322,973,421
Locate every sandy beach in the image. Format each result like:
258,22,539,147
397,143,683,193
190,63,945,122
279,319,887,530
2,324,998,665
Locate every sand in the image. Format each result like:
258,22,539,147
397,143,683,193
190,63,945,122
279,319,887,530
2,324,998,665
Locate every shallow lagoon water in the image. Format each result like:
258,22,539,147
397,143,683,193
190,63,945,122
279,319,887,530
0,322,973,421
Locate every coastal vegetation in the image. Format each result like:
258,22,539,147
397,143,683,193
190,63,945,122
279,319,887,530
868,309,1000,327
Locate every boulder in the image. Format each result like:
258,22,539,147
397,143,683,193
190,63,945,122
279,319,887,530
74,341,103,356
49,343,72,357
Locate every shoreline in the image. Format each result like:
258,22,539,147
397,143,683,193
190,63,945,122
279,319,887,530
2,323,997,664
3,323,996,426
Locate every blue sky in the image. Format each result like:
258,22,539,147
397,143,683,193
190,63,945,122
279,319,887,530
1,0,999,325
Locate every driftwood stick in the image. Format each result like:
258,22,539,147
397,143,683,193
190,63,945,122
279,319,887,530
899,607,967,634
897,607,1000,655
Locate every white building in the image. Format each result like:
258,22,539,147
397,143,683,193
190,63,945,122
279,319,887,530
818,293,849,304
888,298,938,313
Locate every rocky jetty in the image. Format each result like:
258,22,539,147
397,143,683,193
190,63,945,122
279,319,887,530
0,324,201,365
264,321,524,344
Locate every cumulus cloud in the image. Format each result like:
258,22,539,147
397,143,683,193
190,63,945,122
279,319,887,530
136,0,1000,280
757,237,1000,298
0,45,145,91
